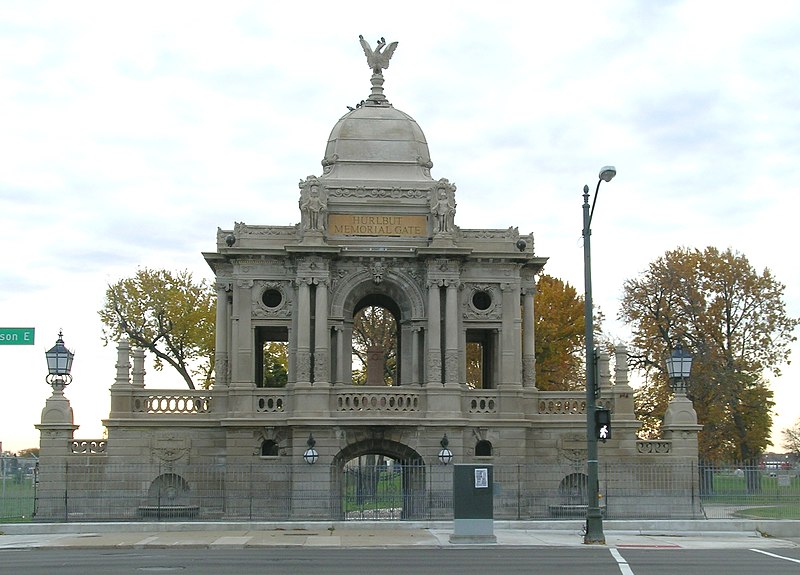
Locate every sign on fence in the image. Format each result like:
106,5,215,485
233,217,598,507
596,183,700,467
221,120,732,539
0,327,35,345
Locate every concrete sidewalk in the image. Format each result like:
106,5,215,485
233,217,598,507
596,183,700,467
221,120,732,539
1,520,799,551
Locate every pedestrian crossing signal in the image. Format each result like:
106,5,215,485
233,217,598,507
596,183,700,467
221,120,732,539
595,408,611,442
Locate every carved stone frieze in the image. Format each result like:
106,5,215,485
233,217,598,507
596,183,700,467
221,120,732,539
557,433,587,463
151,433,191,463
295,351,312,382
444,351,459,382
462,283,501,320
328,187,429,200
313,350,329,382
427,352,442,383
252,280,293,318
369,261,387,284
233,222,298,237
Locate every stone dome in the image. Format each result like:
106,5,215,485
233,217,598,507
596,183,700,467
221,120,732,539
320,103,434,182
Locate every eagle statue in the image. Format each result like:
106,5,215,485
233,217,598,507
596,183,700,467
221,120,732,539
359,35,399,74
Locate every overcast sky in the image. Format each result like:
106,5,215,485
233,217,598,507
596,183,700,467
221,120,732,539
1,1,798,454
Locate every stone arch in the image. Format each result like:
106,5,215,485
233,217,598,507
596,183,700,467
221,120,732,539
139,473,199,518
475,439,493,457
332,437,425,468
330,267,426,320
332,437,426,520
329,267,427,386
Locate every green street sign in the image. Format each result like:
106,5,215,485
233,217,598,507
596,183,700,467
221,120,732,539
0,327,35,345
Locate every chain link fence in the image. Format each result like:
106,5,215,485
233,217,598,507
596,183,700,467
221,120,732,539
3,458,798,523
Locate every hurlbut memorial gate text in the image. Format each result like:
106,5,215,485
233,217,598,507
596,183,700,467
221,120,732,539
35,35,702,522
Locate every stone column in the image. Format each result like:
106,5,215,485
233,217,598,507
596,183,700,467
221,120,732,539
214,282,230,387
313,280,330,386
334,325,345,385
444,280,460,387
109,339,133,416
230,279,254,387
411,326,421,385
426,280,442,385
35,378,78,520
598,351,612,396
500,282,522,387
295,279,312,384
521,286,536,388
613,345,635,415
131,347,145,388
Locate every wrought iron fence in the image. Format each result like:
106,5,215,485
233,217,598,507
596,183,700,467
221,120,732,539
0,456,38,522
3,458,799,523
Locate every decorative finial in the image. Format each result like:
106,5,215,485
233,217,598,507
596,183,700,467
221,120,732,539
359,35,398,74
358,35,398,106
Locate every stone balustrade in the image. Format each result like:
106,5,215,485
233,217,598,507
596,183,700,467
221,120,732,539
70,439,107,454
466,393,498,414
636,440,672,454
335,388,421,413
254,390,287,413
538,396,586,414
537,395,614,415
132,392,212,414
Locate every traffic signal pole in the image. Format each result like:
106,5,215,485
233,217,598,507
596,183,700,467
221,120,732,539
582,183,605,544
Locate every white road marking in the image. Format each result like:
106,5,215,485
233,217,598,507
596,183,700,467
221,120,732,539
610,548,636,575
750,548,800,564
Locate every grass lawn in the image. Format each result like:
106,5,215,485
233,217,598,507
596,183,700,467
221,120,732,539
733,506,800,519
0,480,35,523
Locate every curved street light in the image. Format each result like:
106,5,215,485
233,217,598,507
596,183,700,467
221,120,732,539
583,165,616,544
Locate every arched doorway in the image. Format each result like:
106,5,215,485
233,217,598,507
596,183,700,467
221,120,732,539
330,268,427,386
351,295,400,386
332,438,426,520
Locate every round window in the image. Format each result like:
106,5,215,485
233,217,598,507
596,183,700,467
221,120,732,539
262,289,283,308
472,290,492,311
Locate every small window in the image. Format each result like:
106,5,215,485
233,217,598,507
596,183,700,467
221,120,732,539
475,440,492,457
472,290,492,311
262,289,283,308
261,439,279,457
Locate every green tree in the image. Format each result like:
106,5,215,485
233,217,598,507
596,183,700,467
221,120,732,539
620,247,798,461
99,268,216,389
262,342,288,387
534,274,592,391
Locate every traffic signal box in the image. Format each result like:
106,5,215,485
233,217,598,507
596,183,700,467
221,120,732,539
595,408,611,442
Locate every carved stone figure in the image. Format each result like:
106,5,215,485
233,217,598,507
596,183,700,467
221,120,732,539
299,176,327,232
431,180,456,234
359,35,399,74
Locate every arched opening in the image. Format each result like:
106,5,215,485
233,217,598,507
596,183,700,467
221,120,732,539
475,440,493,457
559,472,588,505
351,295,401,386
139,473,198,519
332,438,426,520
260,439,279,457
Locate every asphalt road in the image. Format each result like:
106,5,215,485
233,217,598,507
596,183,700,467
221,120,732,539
2,547,800,575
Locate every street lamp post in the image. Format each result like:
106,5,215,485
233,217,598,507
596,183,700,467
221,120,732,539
583,166,616,544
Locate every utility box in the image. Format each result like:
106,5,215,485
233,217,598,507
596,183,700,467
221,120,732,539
450,464,496,543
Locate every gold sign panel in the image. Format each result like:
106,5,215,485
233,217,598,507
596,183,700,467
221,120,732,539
328,214,428,237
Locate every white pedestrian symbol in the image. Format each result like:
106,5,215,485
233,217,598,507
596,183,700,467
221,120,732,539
599,425,609,439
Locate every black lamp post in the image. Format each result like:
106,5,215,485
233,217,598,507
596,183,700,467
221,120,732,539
582,165,616,544
665,343,693,394
438,434,453,465
302,434,319,465
45,330,75,391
